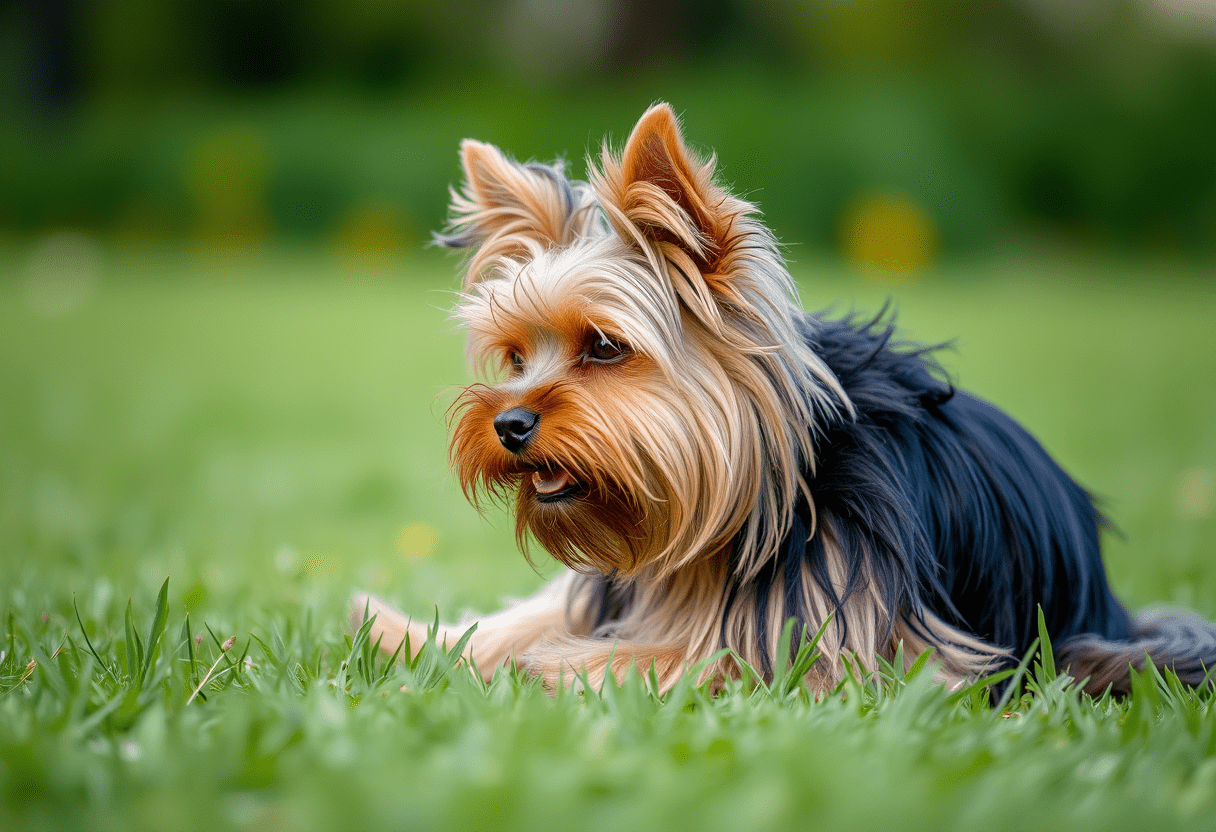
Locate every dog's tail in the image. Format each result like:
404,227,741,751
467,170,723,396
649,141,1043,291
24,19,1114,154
1057,607,1216,695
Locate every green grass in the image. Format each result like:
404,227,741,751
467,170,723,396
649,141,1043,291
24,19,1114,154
2,244,1215,831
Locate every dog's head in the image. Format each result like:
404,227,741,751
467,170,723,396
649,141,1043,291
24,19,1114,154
442,104,843,578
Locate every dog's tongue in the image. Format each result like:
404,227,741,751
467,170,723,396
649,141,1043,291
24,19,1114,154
533,469,574,495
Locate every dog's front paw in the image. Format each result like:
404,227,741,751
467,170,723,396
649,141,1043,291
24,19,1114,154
349,591,378,633
348,591,417,654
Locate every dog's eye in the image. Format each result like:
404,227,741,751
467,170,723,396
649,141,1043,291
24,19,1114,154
509,352,524,370
586,336,627,363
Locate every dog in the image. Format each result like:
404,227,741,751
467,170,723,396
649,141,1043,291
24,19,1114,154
352,103,1216,696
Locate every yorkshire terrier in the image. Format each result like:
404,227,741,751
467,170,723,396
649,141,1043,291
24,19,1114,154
352,103,1215,696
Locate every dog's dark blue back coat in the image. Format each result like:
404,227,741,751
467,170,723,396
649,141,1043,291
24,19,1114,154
796,312,1131,662
583,310,1135,675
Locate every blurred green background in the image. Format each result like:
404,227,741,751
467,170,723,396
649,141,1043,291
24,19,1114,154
2,0,1216,262
3,7,1216,829
1,1,1214,614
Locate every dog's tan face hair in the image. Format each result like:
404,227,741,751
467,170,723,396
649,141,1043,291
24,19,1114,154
447,104,846,580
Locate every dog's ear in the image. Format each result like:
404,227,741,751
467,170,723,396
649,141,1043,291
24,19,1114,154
592,103,753,306
438,140,594,284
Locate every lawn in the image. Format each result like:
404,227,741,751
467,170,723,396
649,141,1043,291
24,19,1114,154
2,243,1215,831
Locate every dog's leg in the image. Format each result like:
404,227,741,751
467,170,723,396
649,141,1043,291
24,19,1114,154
350,573,576,680
521,636,700,693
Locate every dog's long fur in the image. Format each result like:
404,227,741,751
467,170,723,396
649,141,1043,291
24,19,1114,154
353,103,1216,696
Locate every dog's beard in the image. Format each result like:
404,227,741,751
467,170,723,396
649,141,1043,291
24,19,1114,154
520,470,661,575
449,384,673,575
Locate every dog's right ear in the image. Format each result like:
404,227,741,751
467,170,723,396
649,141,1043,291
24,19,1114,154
436,140,594,285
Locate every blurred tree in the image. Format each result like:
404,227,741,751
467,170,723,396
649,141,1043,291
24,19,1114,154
0,0,1212,258
27,0,85,121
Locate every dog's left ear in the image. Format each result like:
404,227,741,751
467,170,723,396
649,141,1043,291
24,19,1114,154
438,139,594,284
593,103,751,306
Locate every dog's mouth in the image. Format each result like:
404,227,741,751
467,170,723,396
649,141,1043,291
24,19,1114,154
530,466,586,503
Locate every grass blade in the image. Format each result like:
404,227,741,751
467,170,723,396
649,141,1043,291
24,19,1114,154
141,577,170,685
995,637,1041,713
182,615,198,689
124,599,144,681
73,596,117,683
1036,606,1056,681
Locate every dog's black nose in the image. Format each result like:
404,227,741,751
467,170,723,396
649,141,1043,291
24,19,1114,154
494,408,540,453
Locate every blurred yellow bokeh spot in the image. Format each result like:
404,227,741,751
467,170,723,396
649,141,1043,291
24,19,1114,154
1175,468,1214,519
397,522,437,562
839,190,938,280
302,552,343,576
332,202,412,269
186,125,271,253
